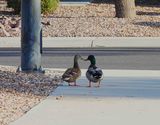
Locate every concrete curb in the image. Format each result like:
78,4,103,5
60,1,90,6
0,37,160,48
60,0,91,6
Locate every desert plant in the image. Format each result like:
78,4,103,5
7,0,59,14
41,0,59,14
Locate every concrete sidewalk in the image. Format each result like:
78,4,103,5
10,69,160,125
0,37,160,48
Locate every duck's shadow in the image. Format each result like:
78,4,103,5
58,84,90,88
58,82,101,88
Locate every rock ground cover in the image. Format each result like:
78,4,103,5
0,3,160,37
0,65,63,125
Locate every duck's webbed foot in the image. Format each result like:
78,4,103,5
96,81,100,88
68,82,79,86
74,81,79,86
88,81,91,87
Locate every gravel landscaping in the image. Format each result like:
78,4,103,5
0,3,160,37
0,65,63,125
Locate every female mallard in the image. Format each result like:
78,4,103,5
84,55,103,87
62,55,82,86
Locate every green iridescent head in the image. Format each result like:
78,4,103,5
86,55,96,65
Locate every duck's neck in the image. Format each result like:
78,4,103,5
90,58,96,65
74,59,79,68
88,58,96,68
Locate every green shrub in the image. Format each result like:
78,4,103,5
7,0,21,14
7,0,59,14
41,0,59,14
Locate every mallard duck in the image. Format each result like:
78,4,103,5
84,55,103,87
62,55,82,86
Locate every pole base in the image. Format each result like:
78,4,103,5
16,66,45,74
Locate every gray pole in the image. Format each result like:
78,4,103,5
21,0,43,72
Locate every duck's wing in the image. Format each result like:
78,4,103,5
62,68,81,81
88,67,103,79
62,68,73,81
94,68,103,79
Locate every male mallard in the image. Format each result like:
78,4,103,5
84,55,103,87
62,55,82,86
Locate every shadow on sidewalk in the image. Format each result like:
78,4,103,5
137,11,160,16
134,22,160,28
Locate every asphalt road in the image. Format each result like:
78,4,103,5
0,48,160,70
